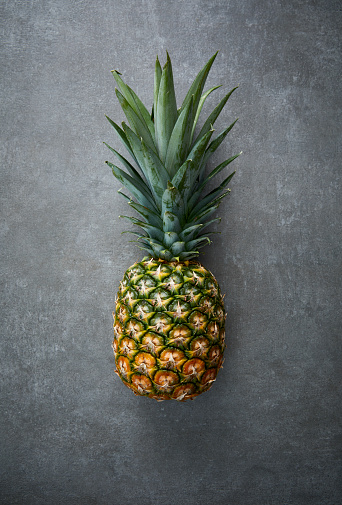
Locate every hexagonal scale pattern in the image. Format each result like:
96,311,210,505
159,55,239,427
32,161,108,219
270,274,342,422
113,258,226,401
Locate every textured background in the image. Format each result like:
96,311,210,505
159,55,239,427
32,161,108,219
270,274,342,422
1,1,341,504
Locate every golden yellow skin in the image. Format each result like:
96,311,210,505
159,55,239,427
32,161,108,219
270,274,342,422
113,258,226,401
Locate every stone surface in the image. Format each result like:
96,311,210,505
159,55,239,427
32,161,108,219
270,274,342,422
0,1,341,504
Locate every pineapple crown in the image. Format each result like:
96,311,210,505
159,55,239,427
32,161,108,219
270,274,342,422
105,51,241,262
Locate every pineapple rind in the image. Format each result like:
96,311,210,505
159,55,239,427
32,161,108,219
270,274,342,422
113,258,226,401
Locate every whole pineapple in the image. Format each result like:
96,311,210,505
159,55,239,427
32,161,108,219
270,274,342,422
105,52,240,401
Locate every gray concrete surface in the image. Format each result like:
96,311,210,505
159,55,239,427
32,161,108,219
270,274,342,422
1,1,341,504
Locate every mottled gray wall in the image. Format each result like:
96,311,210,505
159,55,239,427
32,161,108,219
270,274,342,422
1,1,341,504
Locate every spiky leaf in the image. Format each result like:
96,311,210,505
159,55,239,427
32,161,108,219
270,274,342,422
106,161,157,211
112,69,154,141
153,56,162,118
194,86,238,145
191,85,222,142
104,142,146,183
165,97,194,178
127,200,163,229
178,52,218,118
155,52,178,163
115,88,155,152
162,183,184,224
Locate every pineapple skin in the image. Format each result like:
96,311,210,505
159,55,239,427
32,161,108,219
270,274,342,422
113,257,226,401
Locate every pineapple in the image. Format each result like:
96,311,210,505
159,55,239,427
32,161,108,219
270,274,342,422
105,52,240,401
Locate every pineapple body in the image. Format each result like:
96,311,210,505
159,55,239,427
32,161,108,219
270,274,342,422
113,258,225,401
106,52,240,400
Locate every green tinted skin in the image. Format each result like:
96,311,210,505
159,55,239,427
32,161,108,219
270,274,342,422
113,257,226,401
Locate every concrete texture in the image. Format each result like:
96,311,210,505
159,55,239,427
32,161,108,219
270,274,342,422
1,1,341,504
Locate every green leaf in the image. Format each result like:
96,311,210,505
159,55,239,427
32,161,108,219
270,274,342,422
155,52,178,163
128,200,163,228
182,218,220,236
188,154,239,212
190,169,235,218
141,138,170,198
202,156,239,188
171,129,214,200
136,246,155,256
165,96,194,178
164,232,180,248
194,119,239,187
170,159,191,194
120,215,164,242
126,84,156,143
194,86,238,144
178,52,218,118
115,88,156,152
191,85,221,142
139,237,164,255
111,69,141,117
162,182,185,224
103,142,147,183
117,190,130,201
200,119,239,176
154,56,162,119
186,236,211,251
170,241,186,256
106,161,157,211
122,123,168,205
112,70,155,142
190,203,220,224
190,188,231,219
196,155,239,199
198,217,221,233
163,211,182,234
179,224,203,241
159,249,173,261
122,230,146,239
178,251,199,260
105,116,138,164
